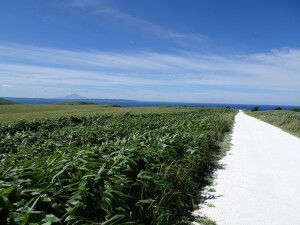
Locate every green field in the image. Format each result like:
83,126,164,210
0,105,199,122
0,108,236,224
247,110,300,137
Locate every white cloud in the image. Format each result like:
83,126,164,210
67,0,96,7
93,7,206,43
168,30,204,41
93,8,169,39
1,84,13,88
0,43,299,104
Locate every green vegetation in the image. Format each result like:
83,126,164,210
0,105,199,122
251,106,259,112
99,104,122,108
291,108,300,112
0,98,16,105
55,102,96,105
247,110,300,137
273,107,282,110
194,216,216,225
0,108,236,224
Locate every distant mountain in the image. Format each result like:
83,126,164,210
59,94,87,99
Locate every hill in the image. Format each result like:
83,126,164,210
0,98,16,105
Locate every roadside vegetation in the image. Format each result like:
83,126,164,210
291,108,300,112
0,108,236,224
247,110,300,137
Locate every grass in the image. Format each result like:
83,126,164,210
216,130,233,158
247,110,300,137
0,108,236,224
194,216,216,225
0,104,199,122
0,98,16,105
206,188,216,192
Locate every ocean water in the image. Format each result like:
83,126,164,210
2,97,299,111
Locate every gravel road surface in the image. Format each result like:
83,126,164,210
193,110,300,225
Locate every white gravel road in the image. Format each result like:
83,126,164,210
193,110,300,225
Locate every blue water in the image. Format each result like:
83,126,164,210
2,97,299,111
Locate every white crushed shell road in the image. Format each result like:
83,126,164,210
193,110,300,225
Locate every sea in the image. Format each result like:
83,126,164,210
2,97,299,111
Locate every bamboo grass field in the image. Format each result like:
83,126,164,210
0,105,199,122
0,108,236,224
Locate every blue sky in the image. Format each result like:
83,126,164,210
0,0,300,104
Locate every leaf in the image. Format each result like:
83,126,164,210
42,222,52,225
136,198,155,206
51,203,60,213
22,183,51,194
0,194,13,210
1,186,17,203
22,196,41,225
64,214,80,222
42,214,61,223
97,163,106,175
22,211,45,224
51,165,69,183
102,214,126,225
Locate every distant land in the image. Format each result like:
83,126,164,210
59,93,87,99
1,97,138,106
0,98,16,105
1,97,299,111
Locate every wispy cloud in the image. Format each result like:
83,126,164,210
67,0,96,7
168,30,205,41
93,8,168,39
0,43,299,104
1,84,13,88
90,5,206,43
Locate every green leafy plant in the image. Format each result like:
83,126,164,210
0,108,236,224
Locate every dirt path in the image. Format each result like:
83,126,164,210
193,110,300,225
